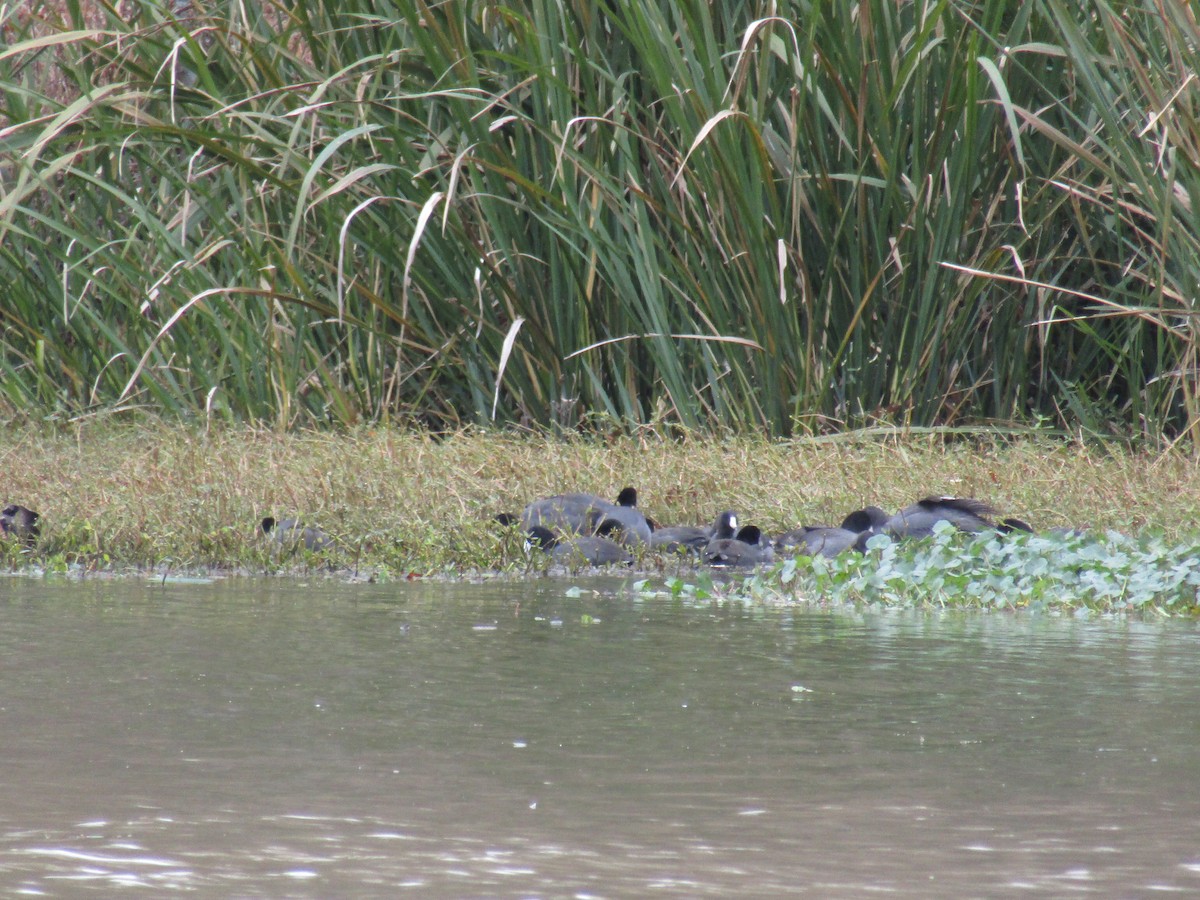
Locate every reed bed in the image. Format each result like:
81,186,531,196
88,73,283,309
1,1,1198,440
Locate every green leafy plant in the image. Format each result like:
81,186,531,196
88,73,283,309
751,522,1200,613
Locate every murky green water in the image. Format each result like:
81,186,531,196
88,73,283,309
1,576,1198,896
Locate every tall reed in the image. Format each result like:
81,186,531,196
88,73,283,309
0,0,1196,440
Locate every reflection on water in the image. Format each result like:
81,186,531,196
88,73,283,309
1,576,1199,896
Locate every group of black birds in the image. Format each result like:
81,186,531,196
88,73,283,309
0,492,1036,569
496,488,1034,568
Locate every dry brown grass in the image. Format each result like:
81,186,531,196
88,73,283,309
1,423,1197,573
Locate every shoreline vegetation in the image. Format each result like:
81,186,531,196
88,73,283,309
3,423,1200,614
5,4,1200,612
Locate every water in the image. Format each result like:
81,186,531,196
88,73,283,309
1,576,1198,896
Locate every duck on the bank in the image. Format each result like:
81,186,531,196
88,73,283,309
649,524,709,553
593,487,653,545
501,486,652,543
650,509,739,554
776,505,890,558
705,521,774,567
525,523,633,567
512,492,606,534
854,496,1025,550
260,516,333,552
887,496,998,537
1,504,40,547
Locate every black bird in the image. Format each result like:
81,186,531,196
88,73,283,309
884,496,998,537
705,522,775,567
0,504,40,547
504,486,652,543
776,505,890,557
260,516,333,552
593,487,653,545
525,523,633,566
517,492,607,534
650,509,738,554
854,496,1012,550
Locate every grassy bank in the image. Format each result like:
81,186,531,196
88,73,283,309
3,423,1200,611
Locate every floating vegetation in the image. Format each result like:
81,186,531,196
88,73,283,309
729,523,1200,614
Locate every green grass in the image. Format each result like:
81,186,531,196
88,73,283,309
4,422,1200,613
2,1,1199,438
